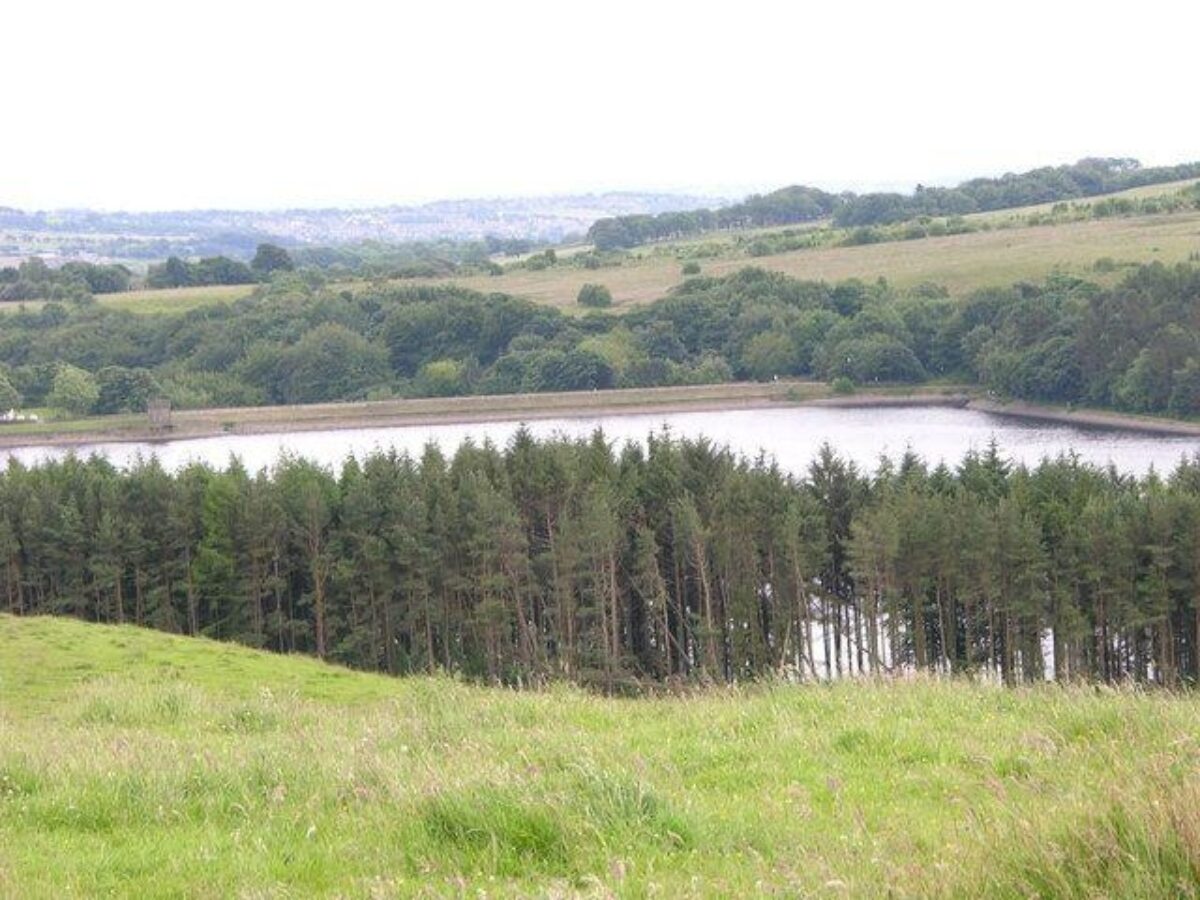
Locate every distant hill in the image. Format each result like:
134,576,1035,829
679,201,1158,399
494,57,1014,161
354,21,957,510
0,191,724,263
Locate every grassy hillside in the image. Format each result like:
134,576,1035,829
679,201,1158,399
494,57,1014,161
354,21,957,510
42,207,1195,317
1,615,1197,897
99,282,257,313
417,178,1200,310
434,208,1200,311
0,282,258,316
4,178,1194,320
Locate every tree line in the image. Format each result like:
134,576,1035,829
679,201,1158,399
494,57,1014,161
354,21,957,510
3,261,1200,418
738,181,1200,258
145,243,295,288
0,257,132,302
147,238,537,288
588,186,840,250
3,434,1198,689
832,157,1200,227
587,158,1200,249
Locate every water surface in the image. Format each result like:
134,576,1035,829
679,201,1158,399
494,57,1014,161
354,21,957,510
3,405,1196,477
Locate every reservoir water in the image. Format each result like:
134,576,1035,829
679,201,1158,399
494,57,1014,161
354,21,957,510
2,405,1197,477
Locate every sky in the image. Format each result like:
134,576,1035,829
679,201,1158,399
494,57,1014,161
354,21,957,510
3,0,1197,211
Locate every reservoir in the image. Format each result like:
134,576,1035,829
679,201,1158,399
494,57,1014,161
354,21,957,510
1,404,1197,476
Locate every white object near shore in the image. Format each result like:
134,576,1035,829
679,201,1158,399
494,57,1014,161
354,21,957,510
0,409,38,423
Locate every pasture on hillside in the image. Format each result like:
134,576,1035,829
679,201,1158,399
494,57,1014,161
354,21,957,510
431,209,1200,311
1,615,1198,897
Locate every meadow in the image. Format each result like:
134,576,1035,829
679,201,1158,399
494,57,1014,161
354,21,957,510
419,177,1200,309
1,614,1197,897
437,207,1200,311
0,282,257,316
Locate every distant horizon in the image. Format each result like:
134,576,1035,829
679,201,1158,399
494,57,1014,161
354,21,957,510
5,153,1192,216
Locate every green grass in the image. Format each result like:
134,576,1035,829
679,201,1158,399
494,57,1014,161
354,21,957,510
1,615,1198,897
0,283,257,317
98,283,256,313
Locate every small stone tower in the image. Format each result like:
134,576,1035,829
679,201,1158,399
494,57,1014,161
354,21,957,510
148,397,172,431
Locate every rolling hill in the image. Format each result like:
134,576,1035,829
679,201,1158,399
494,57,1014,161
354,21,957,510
1,614,1197,897
27,177,1195,319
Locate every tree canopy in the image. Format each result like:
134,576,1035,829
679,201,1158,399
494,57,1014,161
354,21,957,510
251,243,295,275
2,260,1200,419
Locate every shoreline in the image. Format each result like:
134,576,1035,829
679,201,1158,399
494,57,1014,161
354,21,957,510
966,398,1200,437
0,382,823,450
0,384,1197,451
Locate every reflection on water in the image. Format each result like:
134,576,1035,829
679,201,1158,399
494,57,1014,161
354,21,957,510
2,406,1198,477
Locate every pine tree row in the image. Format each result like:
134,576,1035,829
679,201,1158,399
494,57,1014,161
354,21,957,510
3,431,1198,688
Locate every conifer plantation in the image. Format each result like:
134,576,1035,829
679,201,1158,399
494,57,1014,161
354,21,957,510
5,431,1199,688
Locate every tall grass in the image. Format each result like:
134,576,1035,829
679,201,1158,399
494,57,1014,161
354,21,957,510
1,614,1197,896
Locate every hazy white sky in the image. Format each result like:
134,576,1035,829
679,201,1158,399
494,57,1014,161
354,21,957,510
3,0,1196,211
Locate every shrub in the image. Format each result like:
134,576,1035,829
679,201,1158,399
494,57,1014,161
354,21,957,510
843,227,883,246
416,359,468,397
577,283,613,308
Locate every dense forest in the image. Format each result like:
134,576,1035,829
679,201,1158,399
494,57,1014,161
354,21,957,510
3,261,1200,419
587,158,1200,249
3,434,1198,688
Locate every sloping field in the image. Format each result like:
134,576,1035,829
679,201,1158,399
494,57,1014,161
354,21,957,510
0,282,257,316
99,282,256,313
1,614,1197,897
715,210,1200,294
76,209,1199,316
431,209,1200,309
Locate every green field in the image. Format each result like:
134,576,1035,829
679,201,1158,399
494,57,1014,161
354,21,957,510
417,178,1200,309
0,283,257,317
1,615,1197,897
418,209,1195,311
98,283,257,313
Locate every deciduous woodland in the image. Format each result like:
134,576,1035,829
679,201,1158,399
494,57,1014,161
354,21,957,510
6,261,1200,419
5,432,1199,688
